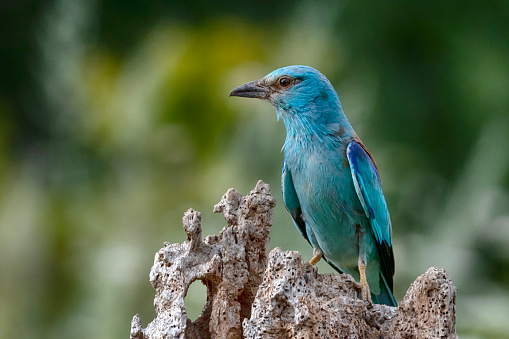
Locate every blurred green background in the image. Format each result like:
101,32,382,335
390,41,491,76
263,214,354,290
1,1,509,338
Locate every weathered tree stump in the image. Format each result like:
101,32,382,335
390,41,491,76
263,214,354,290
131,181,457,339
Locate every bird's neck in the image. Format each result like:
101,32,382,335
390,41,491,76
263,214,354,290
281,106,354,155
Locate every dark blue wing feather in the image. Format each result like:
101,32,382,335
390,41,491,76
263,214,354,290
346,140,395,291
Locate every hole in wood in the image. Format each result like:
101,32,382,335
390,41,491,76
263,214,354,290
185,279,207,321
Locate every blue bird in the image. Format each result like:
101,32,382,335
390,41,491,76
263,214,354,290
230,65,396,306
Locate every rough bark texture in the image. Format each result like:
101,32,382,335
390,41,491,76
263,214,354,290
131,181,457,339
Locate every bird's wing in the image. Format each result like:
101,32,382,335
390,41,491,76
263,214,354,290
281,158,310,244
346,140,395,288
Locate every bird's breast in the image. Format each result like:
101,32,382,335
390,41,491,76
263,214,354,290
285,142,365,268
286,143,359,220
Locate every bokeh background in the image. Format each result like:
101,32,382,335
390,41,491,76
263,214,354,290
1,1,509,338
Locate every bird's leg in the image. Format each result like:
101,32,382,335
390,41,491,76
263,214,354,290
309,247,323,266
358,256,372,303
356,226,372,303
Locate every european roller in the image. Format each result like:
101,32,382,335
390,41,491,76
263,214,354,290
230,65,396,306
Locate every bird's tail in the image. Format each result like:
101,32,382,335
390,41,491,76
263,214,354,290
371,273,397,307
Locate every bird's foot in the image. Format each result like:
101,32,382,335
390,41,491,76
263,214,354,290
357,278,372,303
308,248,323,266
357,260,372,303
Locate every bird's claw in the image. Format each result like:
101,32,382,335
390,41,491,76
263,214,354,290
356,279,372,303
308,248,323,266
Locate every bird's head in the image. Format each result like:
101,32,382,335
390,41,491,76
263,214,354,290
230,65,342,126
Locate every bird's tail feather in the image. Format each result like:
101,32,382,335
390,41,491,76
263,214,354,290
371,273,397,307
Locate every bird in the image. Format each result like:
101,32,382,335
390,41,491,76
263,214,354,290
229,65,396,306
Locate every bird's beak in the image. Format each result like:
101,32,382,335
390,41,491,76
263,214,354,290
229,80,271,99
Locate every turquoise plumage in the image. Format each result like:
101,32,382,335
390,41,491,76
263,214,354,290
230,65,396,306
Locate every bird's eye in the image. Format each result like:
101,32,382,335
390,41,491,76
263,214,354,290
278,77,292,88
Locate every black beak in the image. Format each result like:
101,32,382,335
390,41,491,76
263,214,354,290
229,80,271,99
